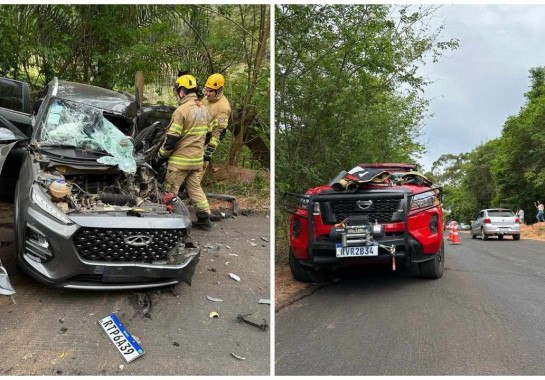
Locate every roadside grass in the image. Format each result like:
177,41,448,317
521,223,545,241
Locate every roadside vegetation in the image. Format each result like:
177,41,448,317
275,4,459,262
0,4,270,194
429,67,545,229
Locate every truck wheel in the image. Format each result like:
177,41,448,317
481,228,489,240
289,249,314,283
513,234,521,241
498,235,504,240
289,249,329,283
419,241,444,279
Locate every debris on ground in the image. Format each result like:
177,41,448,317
229,253,238,257
231,352,246,361
236,314,268,332
209,311,219,319
60,327,68,334
205,244,221,254
206,296,224,303
226,245,231,249
207,267,217,272
136,292,153,319
58,318,64,324
258,299,271,305
249,241,257,247
260,236,269,242
228,273,241,282
172,342,180,347
119,364,124,370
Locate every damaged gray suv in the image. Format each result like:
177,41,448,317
0,78,198,290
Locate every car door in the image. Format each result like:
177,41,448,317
0,77,32,137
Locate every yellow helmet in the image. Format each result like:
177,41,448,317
205,73,225,90
175,74,197,90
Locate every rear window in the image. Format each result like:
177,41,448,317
0,78,24,112
488,210,514,217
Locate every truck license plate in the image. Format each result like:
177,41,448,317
336,244,378,257
99,313,144,363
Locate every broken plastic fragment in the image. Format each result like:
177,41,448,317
258,299,271,305
231,353,246,361
228,273,241,282
205,244,221,254
209,311,219,319
0,258,15,296
260,236,269,242
206,296,224,303
249,242,257,247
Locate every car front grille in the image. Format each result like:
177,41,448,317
325,198,401,224
73,227,187,263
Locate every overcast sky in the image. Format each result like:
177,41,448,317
417,4,545,171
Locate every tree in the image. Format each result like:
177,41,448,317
275,4,458,193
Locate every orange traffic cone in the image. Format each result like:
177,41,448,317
450,225,461,245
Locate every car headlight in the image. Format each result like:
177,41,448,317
31,184,73,225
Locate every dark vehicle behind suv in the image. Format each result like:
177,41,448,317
0,77,198,290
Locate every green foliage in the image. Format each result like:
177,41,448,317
432,67,545,224
276,4,458,195
0,4,270,170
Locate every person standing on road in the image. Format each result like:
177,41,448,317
536,201,545,222
518,208,525,224
157,74,214,230
202,73,231,172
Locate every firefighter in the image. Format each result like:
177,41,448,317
202,73,231,171
158,74,213,230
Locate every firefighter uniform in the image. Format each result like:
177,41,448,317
202,74,231,171
159,93,212,214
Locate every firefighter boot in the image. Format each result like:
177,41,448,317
192,211,212,231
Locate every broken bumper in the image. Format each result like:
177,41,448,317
16,205,199,290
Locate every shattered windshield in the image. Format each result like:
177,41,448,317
39,99,136,173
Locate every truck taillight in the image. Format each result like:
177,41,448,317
484,218,491,224
515,217,520,224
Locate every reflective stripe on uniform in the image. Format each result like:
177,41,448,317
185,125,209,136
168,156,204,166
168,122,184,135
159,147,172,157
194,198,209,210
209,136,219,148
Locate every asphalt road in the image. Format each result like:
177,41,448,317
276,232,545,375
0,204,270,376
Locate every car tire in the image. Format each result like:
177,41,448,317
481,228,488,240
419,241,444,279
498,235,504,240
289,249,314,283
472,232,477,239
513,234,521,241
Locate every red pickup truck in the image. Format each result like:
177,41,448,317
284,163,445,282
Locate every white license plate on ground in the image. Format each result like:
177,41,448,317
336,244,378,257
99,313,144,363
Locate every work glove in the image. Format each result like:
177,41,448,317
151,153,167,171
204,146,214,162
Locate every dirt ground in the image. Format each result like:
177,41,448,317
521,223,545,241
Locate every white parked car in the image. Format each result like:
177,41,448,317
471,209,521,240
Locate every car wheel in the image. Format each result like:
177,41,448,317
513,234,521,241
419,241,444,279
498,235,504,240
471,232,477,239
481,228,488,241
